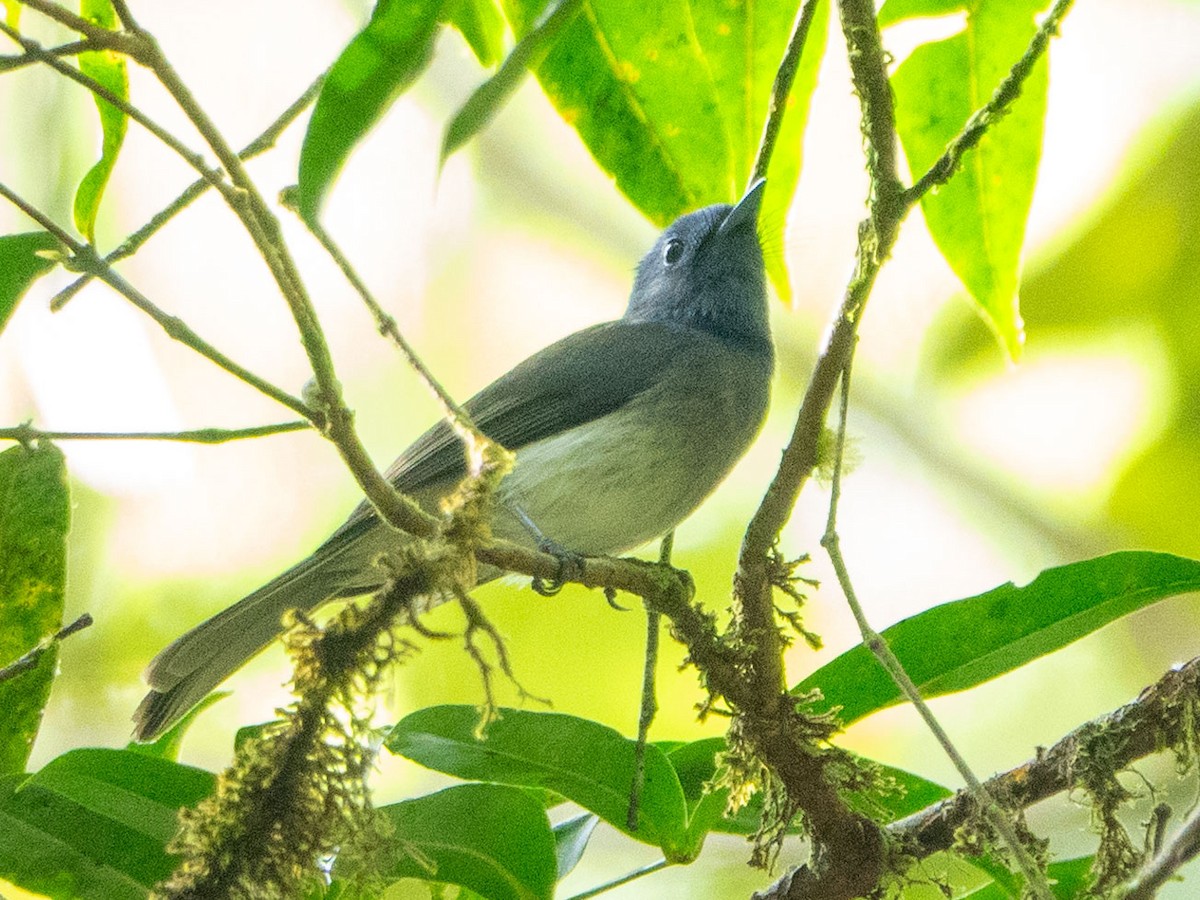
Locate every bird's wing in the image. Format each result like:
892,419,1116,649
324,319,699,544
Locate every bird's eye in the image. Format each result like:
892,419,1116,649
662,238,685,266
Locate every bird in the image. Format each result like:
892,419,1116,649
133,179,773,741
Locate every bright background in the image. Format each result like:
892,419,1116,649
4,0,1200,896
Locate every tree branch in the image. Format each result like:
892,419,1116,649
890,654,1200,859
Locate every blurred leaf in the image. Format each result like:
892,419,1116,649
552,812,597,880
385,705,690,858
888,0,1050,359
337,784,557,900
297,0,443,219
0,442,69,774
0,749,213,898
666,736,950,842
441,0,582,164
127,692,229,762
74,0,129,245
0,232,59,335
444,0,508,67
2,1,20,27
505,0,826,290
796,552,1200,726
961,854,1095,898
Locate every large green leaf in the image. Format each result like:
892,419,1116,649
337,784,557,900
385,705,691,859
884,0,1051,359
297,0,444,219
0,442,70,774
0,232,60,336
504,0,827,299
797,552,1200,726
74,0,129,244
0,749,213,898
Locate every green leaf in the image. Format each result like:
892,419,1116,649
511,0,827,273
441,0,582,164
338,784,557,900
797,552,1200,726
297,0,444,220
552,812,597,880
889,0,1051,359
0,749,214,898
443,0,508,66
74,0,129,245
0,232,60,335
665,737,950,844
0,442,70,774
127,692,229,762
385,706,691,859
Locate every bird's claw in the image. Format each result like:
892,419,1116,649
531,537,586,597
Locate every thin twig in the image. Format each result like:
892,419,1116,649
0,421,310,444
0,614,93,685
0,38,88,72
903,0,1076,206
292,210,489,451
748,0,823,186
820,354,1052,899
52,71,327,310
0,180,312,418
628,532,669,830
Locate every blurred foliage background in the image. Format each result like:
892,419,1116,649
4,0,1200,896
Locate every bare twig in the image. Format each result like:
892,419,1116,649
52,71,327,310
0,180,312,417
0,38,88,72
0,614,93,685
290,210,489,452
0,421,310,444
821,356,1051,898
748,0,823,187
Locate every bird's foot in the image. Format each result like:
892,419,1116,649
531,536,586,597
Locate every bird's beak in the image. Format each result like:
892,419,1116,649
719,178,767,234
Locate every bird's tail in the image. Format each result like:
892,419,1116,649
132,545,370,742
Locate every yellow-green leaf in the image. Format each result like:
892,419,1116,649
0,443,70,774
73,0,129,245
888,0,1051,359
